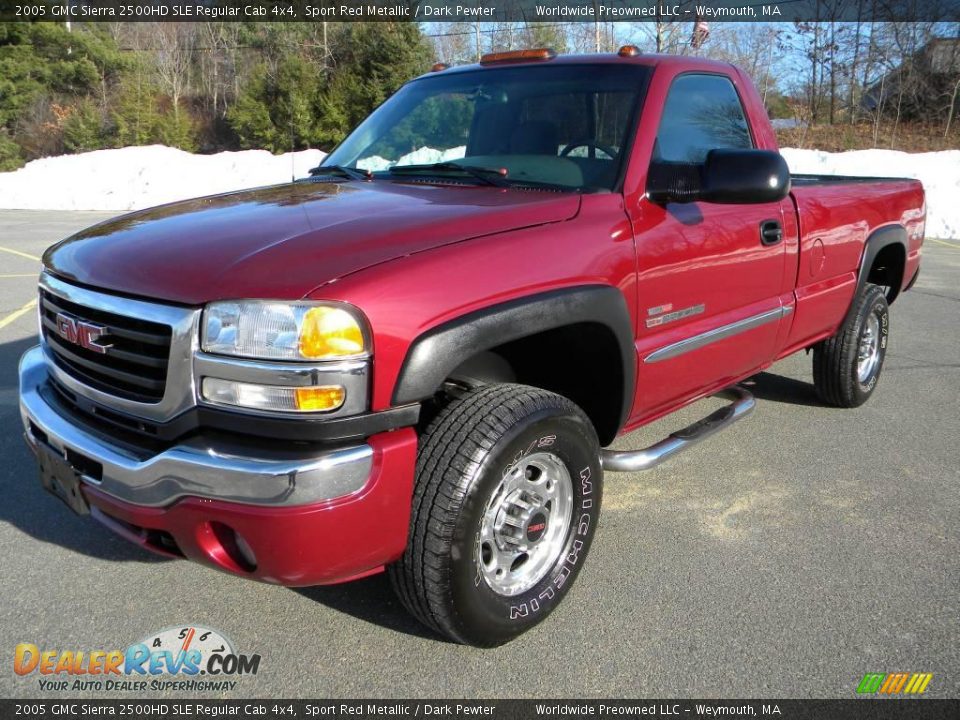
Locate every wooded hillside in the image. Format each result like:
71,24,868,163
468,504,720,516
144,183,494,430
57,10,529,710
1,19,958,171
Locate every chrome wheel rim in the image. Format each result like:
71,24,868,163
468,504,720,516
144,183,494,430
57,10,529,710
857,313,881,383
477,451,574,597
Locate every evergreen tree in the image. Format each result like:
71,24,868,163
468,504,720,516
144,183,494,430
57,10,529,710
315,22,433,147
228,54,324,152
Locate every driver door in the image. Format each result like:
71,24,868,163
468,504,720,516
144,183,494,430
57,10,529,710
629,73,791,419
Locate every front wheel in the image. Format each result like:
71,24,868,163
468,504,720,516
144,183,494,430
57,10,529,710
389,383,602,647
813,283,890,408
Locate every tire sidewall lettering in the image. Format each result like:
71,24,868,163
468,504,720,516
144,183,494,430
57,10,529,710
878,302,889,348
510,465,595,620
453,413,601,638
856,294,889,395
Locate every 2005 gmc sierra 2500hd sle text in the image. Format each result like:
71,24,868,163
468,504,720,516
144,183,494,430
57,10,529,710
19,49,925,647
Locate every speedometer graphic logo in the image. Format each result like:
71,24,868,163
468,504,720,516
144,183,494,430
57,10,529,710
140,625,235,662
125,624,260,678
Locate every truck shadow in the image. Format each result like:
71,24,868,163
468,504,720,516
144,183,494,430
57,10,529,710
292,576,450,642
0,335,169,565
741,371,823,407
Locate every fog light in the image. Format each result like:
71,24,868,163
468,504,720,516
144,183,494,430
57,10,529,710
201,378,345,413
210,522,257,572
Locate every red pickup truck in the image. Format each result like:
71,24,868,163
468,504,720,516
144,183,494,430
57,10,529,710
19,50,924,647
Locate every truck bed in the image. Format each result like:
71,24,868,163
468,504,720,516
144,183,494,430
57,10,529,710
781,175,925,357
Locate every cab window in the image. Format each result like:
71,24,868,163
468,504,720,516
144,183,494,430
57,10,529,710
655,74,752,163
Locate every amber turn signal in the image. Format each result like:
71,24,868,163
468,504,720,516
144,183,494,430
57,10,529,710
299,306,366,360
295,386,346,412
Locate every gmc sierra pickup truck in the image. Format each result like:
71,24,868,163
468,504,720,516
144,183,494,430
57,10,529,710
19,50,924,647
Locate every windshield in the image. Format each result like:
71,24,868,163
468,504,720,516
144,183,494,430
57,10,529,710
324,63,651,192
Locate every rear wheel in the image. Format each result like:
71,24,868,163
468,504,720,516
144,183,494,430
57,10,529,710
813,283,889,408
389,383,602,647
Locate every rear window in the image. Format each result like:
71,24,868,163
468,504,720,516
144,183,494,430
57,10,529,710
516,88,637,159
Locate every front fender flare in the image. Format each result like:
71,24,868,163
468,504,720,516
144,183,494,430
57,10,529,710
392,285,636,434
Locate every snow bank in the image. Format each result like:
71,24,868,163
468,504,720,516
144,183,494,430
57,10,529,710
0,145,326,213
356,145,466,172
781,147,960,239
0,144,956,238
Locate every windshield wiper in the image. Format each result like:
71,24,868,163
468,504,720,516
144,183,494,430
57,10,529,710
388,162,510,187
308,164,371,181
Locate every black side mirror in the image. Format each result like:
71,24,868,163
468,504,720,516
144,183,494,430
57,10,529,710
647,149,791,205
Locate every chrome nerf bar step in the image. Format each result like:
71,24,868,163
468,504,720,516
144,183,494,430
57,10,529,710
600,386,755,473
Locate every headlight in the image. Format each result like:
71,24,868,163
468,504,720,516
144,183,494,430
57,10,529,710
202,300,369,361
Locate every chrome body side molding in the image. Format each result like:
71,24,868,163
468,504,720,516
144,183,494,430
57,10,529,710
644,305,793,364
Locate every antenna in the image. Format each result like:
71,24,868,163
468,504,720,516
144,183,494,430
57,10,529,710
291,120,296,183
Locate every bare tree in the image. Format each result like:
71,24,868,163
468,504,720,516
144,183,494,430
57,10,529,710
944,76,960,137
428,22,475,65
632,2,698,54
154,23,196,122
700,24,782,106
939,30,960,137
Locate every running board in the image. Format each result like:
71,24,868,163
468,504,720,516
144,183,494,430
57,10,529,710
600,386,755,473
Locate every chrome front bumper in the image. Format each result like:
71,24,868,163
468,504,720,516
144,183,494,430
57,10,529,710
18,345,373,508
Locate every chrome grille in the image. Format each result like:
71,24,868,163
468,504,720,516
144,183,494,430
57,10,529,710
39,287,172,403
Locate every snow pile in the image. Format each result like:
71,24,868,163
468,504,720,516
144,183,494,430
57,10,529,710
0,144,955,239
356,145,466,172
781,147,960,239
0,145,326,213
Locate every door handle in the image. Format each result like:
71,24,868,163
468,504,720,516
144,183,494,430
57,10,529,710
760,219,783,246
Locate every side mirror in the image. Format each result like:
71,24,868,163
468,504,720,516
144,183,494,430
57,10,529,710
647,149,791,205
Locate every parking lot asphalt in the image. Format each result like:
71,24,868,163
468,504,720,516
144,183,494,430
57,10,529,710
0,210,957,699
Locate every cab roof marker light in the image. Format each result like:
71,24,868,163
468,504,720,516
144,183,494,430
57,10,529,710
480,48,557,66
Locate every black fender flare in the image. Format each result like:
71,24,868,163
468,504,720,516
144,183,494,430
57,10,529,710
846,225,908,323
392,285,636,433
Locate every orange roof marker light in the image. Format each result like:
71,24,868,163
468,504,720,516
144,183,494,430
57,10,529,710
480,48,557,65
431,62,449,72
618,45,641,57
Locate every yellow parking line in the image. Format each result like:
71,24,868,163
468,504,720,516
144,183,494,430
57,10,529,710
0,246,42,262
929,238,960,249
0,273,37,278
0,298,37,331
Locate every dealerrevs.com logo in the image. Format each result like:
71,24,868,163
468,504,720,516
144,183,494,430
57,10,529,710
14,625,261,693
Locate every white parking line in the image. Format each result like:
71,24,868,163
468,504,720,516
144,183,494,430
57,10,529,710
0,246,41,262
929,238,960,250
0,298,37,332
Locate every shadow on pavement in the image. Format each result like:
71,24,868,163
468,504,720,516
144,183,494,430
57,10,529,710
742,370,824,407
2,328,834,641
293,574,450,643
0,335,169,565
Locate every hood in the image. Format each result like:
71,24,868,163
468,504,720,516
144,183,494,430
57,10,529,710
44,180,580,305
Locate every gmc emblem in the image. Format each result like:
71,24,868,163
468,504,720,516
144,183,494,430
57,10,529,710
55,313,111,354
